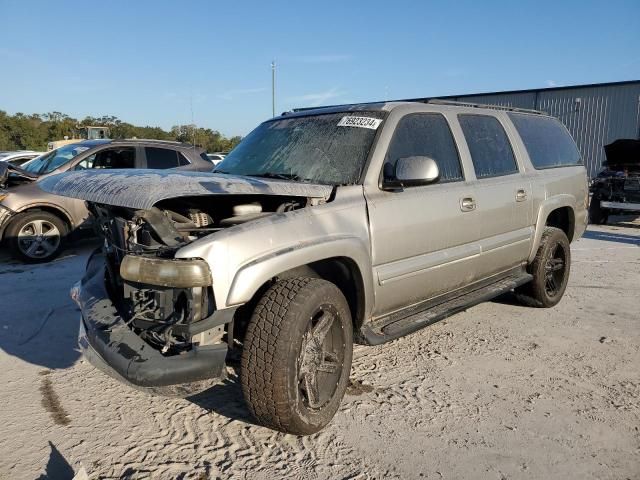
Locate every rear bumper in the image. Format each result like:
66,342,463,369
600,200,640,212
77,252,230,387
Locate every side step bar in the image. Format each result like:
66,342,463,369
360,270,533,345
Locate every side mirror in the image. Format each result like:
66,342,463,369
384,156,440,189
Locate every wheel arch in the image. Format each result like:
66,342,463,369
1,203,74,240
528,195,576,263
226,237,373,336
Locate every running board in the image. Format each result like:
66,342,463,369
360,270,533,345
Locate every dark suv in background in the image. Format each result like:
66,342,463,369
0,139,212,262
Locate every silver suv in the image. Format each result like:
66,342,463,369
41,100,588,435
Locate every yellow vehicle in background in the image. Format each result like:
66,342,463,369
47,126,110,151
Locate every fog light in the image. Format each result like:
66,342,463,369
120,256,212,288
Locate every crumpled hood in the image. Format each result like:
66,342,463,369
37,169,333,210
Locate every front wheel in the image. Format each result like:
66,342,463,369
241,277,353,435
5,211,67,263
515,227,571,308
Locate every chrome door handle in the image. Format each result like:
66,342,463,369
460,197,476,212
516,189,527,202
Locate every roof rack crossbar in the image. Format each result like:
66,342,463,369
424,98,545,115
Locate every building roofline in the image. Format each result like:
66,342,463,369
292,80,640,115
427,79,640,100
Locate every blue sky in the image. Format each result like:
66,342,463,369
1,0,638,137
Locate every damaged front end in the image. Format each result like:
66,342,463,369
76,192,318,388
38,169,333,388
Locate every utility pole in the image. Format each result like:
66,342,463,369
271,60,276,117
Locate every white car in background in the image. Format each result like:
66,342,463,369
0,151,45,166
206,152,226,165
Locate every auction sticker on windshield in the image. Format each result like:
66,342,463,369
337,116,383,130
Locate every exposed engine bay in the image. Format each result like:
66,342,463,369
90,194,314,356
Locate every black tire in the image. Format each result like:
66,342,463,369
241,277,353,435
5,211,68,263
589,197,608,224
515,227,571,308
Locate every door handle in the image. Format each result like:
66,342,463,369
460,197,476,212
516,189,527,202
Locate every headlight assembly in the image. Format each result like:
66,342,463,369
120,255,212,288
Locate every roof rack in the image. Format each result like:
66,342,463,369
422,99,545,115
119,139,191,145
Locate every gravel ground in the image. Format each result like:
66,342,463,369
0,220,638,479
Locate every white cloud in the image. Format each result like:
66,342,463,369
545,79,558,87
296,54,352,64
286,87,346,107
217,87,267,101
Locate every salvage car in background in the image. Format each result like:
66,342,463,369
0,139,212,263
589,139,640,224
0,150,45,166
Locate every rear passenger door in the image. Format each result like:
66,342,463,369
457,114,533,276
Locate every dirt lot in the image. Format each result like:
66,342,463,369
0,220,639,479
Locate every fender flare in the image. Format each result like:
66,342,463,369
0,202,75,240
528,194,576,263
225,235,374,318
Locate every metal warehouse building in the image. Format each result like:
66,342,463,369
428,80,640,178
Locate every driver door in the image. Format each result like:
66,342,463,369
365,113,481,318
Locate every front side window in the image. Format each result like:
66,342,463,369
383,113,463,183
214,112,385,185
146,147,180,169
75,147,135,170
508,113,582,169
459,115,518,179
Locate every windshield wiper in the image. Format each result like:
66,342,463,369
245,172,304,181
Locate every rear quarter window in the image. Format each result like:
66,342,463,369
508,113,582,169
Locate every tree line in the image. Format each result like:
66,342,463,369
0,111,242,153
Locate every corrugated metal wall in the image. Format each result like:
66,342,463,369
452,82,640,177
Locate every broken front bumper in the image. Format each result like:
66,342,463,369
77,252,231,388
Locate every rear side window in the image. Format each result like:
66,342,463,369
459,115,518,179
384,113,463,183
145,147,179,169
508,113,582,169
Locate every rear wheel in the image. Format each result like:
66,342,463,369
241,277,353,435
516,227,571,308
5,211,67,263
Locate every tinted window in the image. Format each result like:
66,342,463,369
75,147,135,170
146,147,179,169
459,115,518,179
384,114,463,183
177,152,190,166
508,113,582,169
